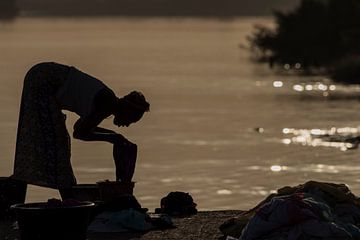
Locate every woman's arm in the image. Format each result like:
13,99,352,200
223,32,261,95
93,126,116,134
73,115,130,144
73,115,114,142
73,88,126,143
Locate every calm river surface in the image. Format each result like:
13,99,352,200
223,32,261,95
1,17,360,211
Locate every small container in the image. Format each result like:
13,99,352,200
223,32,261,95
97,181,135,202
11,201,95,240
71,184,101,202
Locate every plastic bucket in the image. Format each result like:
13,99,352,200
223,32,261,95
97,181,135,202
71,184,101,202
0,177,27,218
11,201,95,240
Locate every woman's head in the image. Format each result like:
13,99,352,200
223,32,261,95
113,91,150,127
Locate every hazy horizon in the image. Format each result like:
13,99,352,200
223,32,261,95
13,0,301,17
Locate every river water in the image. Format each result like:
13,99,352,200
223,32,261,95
1,17,360,211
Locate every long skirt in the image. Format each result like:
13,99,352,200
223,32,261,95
12,62,76,189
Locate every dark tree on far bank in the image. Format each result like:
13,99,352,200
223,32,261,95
248,0,360,84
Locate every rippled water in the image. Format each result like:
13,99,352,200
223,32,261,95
1,17,360,211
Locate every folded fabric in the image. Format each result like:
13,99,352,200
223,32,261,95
88,208,152,233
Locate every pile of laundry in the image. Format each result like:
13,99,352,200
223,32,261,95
88,191,197,234
88,194,169,233
220,181,360,240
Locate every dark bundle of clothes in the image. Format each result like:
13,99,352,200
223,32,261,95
220,181,360,240
88,194,174,233
155,191,198,217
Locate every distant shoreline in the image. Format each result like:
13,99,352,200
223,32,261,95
17,11,273,19
4,0,300,20
0,13,273,23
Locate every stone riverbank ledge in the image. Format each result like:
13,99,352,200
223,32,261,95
0,210,243,240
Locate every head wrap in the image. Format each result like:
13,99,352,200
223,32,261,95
122,91,150,112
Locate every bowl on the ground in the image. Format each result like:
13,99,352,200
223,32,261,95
0,176,27,218
11,201,95,240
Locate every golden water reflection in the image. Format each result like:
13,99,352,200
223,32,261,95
217,189,232,195
281,127,360,151
270,165,287,172
247,164,360,174
271,79,360,99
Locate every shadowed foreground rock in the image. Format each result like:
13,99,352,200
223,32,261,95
0,210,243,240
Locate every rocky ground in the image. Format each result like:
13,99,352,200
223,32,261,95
0,210,243,240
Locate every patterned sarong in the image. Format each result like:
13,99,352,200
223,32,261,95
12,62,76,189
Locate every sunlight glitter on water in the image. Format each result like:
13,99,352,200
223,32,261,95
273,81,283,88
270,165,287,172
272,78,360,99
247,164,360,174
217,189,233,195
292,83,336,93
281,127,360,151
238,188,276,196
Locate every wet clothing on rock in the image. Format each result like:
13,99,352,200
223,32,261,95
155,191,198,216
13,62,113,189
88,209,173,233
88,209,153,233
220,181,360,240
88,194,173,233
240,193,360,240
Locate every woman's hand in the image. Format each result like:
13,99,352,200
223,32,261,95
110,133,132,145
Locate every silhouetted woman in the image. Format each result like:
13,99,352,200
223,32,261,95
12,62,150,199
